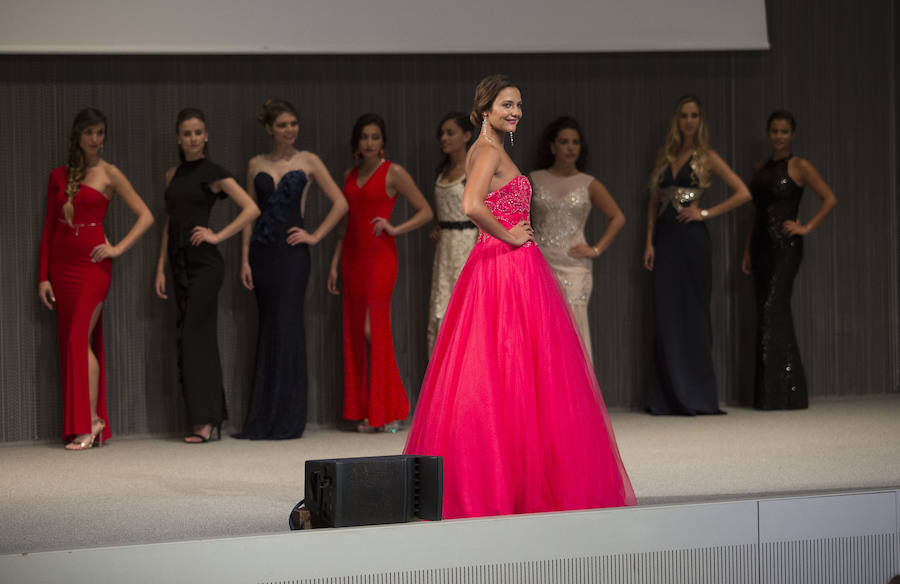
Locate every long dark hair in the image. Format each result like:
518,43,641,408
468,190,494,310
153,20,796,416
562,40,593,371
435,112,473,177
350,113,387,158
175,107,210,162
535,116,588,172
64,108,107,227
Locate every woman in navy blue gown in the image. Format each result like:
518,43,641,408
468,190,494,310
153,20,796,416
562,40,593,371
234,99,348,439
642,95,751,415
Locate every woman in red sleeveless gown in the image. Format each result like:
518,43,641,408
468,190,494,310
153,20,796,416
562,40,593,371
38,108,154,449
327,114,432,432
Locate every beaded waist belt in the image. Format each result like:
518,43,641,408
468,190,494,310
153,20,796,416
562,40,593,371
58,218,103,235
439,220,476,230
658,186,705,214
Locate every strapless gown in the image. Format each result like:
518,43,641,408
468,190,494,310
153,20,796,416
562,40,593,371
404,176,635,519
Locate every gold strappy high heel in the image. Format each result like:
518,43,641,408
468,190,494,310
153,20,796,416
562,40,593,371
65,419,105,450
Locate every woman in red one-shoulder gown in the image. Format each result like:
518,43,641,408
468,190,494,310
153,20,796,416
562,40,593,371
38,108,154,449
327,113,432,432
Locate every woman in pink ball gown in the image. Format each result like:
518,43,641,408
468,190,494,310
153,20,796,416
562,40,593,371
404,75,636,519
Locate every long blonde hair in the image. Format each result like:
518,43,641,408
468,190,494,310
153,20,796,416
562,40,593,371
63,108,107,226
648,95,711,190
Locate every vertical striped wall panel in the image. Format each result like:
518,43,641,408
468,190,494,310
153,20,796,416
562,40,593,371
0,0,896,441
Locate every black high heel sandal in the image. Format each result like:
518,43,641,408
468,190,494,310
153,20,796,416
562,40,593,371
184,422,222,444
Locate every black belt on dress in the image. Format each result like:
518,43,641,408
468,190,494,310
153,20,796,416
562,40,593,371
439,220,476,230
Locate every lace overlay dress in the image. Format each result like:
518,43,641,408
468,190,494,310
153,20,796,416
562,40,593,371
427,174,478,354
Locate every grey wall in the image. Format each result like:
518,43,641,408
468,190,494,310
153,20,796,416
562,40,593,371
0,0,896,442
0,0,769,54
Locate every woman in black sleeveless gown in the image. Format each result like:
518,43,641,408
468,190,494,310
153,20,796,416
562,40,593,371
234,99,348,439
155,108,260,443
741,111,836,410
643,95,751,415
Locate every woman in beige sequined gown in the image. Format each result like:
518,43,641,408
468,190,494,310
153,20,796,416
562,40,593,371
530,117,625,357
427,113,477,354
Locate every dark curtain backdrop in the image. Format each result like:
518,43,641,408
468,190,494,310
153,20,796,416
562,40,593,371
1,0,896,442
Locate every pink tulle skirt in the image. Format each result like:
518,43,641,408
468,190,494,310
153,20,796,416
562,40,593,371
404,237,636,519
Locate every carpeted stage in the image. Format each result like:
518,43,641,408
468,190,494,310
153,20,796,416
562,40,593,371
1,395,898,556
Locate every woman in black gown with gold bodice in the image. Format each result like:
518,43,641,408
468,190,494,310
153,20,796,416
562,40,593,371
235,99,347,439
742,111,836,410
643,95,751,415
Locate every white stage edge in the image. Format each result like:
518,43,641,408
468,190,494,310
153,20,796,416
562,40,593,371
2,489,897,584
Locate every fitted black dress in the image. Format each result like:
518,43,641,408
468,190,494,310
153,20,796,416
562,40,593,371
749,155,807,410
164,158,232,427
234,170,311,439
647,160,722,415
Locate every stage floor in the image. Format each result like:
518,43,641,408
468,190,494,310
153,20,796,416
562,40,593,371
2,395,898,555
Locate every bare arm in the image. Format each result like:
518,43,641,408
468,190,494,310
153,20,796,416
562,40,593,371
239,159,259,289
304,153,349,242
741,206,756,275
373,164,432,236
461,146,532,246
90,165,154,262
586,179,625,257
190,177,260,246
38,171,59,309
155,168,176,299
642,187,660,270
784,158,837,235
327,168,350,295
693,151,751,220
327,234,344,295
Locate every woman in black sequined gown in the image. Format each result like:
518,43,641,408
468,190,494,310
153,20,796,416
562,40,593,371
234,99,348,439
643,96,751,415
742,111,836,410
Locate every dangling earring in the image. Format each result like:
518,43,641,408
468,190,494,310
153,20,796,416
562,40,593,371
379,148,386,162
509,132,514,147
482,115,492,143
353,151,361,161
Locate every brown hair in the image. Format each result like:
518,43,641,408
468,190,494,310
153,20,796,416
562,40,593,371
175,107,209,162
257,98,298,127
648,95,711,190
469,74,517,127
63,108,107,227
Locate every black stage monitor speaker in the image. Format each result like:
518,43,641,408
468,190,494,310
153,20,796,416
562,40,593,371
303,455,442,527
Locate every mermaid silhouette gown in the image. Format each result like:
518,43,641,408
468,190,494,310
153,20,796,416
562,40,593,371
235,170,311,439
404,176,635,519
749,155,808,410
341,161,409,427
39,166,113,442
647,160,722,415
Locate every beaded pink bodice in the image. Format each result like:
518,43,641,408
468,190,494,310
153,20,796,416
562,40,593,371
477,175,535,246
